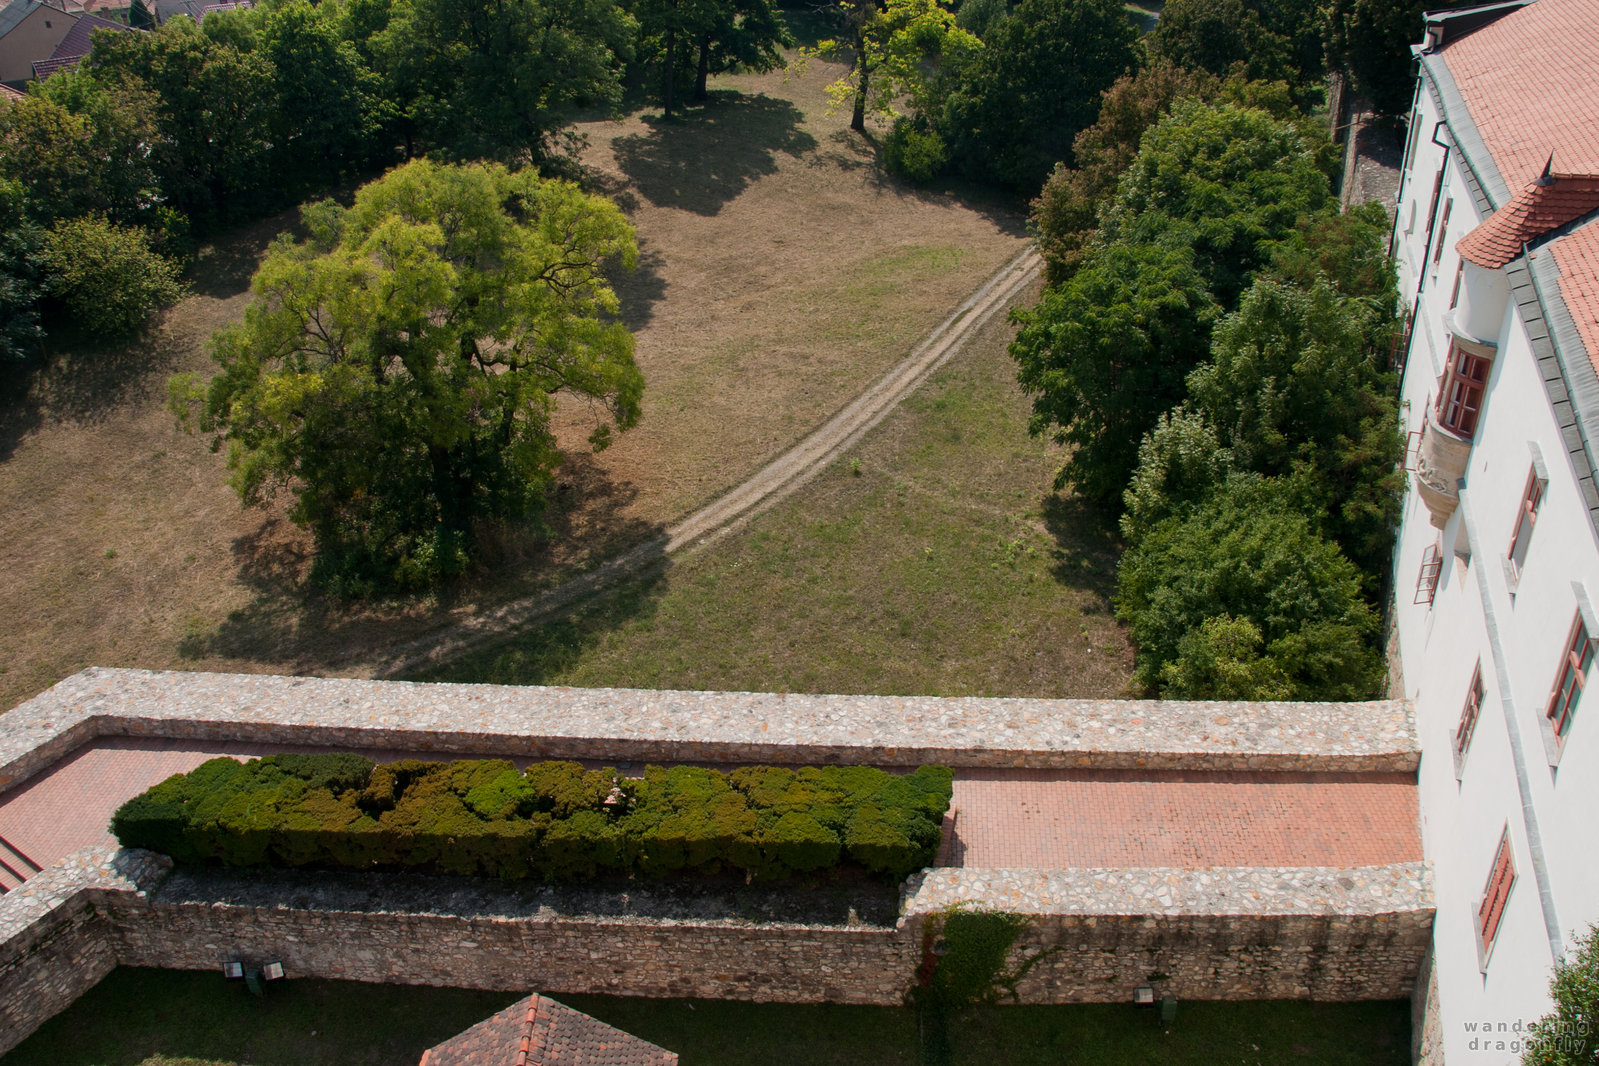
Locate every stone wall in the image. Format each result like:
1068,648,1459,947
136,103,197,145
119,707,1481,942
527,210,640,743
0,668,1420,795
0,849,171,1057
0,848,1434,1055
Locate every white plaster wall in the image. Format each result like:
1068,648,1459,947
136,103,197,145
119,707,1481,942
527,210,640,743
1391,71,1599,1063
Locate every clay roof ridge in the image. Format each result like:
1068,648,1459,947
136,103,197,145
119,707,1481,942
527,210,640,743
1457,170,1599,268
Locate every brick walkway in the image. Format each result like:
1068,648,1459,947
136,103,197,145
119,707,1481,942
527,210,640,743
947,768,1420,868
0,742,1421,884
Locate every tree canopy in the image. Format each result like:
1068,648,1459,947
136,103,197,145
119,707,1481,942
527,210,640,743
174,160,644,592
1010,239,1219,505
1115,476,1385,699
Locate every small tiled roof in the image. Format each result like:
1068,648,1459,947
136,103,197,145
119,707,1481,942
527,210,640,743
0,82,25,101
420,995,679,1066
1553,219,1599,376
1457,172,1599,268
32,11,129,78
1439,0,1599,190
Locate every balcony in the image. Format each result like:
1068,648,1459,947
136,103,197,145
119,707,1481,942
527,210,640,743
1416,414,1472,527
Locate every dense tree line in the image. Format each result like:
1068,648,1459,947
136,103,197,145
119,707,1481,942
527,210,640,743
0,0,791,353
1011,63,1404,699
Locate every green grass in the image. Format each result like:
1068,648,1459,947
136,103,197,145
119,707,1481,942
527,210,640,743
417,292,1135,698
5,968,1412,1066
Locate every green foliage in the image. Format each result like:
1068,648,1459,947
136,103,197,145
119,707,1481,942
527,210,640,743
1523,924,1599,1065
937,0,1137,194
42,214,186,336
1158,614,1293,699
111,755,954,883
1120,405,1233,544
818,0,982,132
1115,476,1385,698
1187,274,1403,580
1030,60,1220,283
0,177,43,360
173,159,643,593
912,907,1031,1064
1148,0,1292,87
883,116,949,184
1320,0,1471,118
1010,239,1219,505
953,0,1007,39
1098,99,1333,307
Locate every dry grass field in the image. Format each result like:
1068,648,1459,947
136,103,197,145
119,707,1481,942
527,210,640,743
0,44,1028,711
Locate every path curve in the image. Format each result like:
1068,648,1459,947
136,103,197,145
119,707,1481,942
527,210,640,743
366,248,1043,678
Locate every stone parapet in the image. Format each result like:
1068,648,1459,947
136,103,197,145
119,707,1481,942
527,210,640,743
0,848,171,1057
0,668,1419,793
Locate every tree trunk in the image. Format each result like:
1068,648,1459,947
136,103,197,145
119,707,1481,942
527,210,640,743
851,30,868,133
664,26,676,118
694,37,710,101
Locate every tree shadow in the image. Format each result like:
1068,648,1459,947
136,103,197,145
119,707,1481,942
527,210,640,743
610,90,818,216
0,357,43,463
178,452,669,677
24,322,188,426
183,207,304,300
1039,491,1122,605
611,240,668,332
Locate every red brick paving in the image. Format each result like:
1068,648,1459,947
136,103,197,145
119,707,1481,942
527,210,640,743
948,768,1421,869
0,742,1421,884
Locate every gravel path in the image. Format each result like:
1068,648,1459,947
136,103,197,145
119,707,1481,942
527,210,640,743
367,248,1044,678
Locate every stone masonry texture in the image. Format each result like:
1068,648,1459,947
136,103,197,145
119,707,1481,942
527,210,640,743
0,668,1419,797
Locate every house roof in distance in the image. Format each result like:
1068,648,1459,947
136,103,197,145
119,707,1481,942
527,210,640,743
33,10,130,78
419,994,678,1066
0,0,44,40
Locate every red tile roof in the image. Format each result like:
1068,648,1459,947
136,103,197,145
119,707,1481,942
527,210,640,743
1553,220,1599,375
1439,0,1599,190
1457,173,1599,268
0,83,24,102
420,995,678,1066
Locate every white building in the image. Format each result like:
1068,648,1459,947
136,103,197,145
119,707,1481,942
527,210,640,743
1389,0,1599,1061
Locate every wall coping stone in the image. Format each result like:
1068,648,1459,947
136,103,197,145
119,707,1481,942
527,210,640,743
0,847,171,950
902,862,1435,919
0,668,1419,793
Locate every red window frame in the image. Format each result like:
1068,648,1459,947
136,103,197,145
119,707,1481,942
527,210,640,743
1415,542,1443,605
1547,616,1594,739
1478,832,1515,954
1433,197,1454,267
1457,664,1484,758
1507,468,1546,577
1437,345,1492,437
1450,261,1465,309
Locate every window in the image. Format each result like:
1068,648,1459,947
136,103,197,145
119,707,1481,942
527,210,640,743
1477,831,1515,964
1450,261,1465,309
1437,343,1492,437
1547,615,1593,741
1506,466,1547,583
1415,542,1443,604
1455,663,1483,774
1433,197,1454,268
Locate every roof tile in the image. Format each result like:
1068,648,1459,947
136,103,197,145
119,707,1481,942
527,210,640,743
421,994,679,1066
1457,173,1599,268
1552,219,1599,377
1440,0,1599,188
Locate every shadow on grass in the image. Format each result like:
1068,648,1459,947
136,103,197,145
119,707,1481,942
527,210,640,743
611,240,669,332
611,90,818,215
178,453,667,673
1040,492,1122,605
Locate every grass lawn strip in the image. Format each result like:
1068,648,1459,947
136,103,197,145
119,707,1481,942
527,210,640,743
4,969,1410,1066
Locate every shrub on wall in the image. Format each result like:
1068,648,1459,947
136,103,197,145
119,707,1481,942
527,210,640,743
111,753,954,883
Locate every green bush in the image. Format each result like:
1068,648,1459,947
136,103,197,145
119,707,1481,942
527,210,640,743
41,214,185,335
111,754,953,884
883,118,948,185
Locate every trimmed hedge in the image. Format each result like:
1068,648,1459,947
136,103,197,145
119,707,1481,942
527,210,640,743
111,754,954,883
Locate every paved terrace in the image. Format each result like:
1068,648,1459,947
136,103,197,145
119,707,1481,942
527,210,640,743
0,668,1421,887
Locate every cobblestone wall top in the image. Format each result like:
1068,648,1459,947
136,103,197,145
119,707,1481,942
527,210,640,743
0,847,169,948
902,862,1434,918
0,668,1418,792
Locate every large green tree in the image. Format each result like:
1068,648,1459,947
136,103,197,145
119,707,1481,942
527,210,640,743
938,0,1136,194
173,160,644,592
1010,239,1218,505
1187,275,1403,580
1115,475,1385,698
820,0,980,134
1097,98,1333,307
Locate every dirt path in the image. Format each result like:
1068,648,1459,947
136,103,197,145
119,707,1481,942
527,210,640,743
368,248,1043,678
